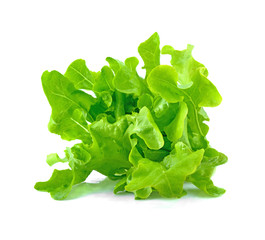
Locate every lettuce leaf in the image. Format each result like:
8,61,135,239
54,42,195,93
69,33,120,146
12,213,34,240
35,33,227,200
138,32,160,77
125,142,204,198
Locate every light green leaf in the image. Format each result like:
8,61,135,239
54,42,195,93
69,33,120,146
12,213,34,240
84,117,132,177
128,138,144,166
152,101,179,131
67,144,93,185
164,102,188,142
34,169,74,200
114,177,127,194
106,57,143,95
135,136,169,162
187,148,228,197
125,142,204,198
184,67,222,107
153,97,169,118
138,32,160,76
162,44,199,88
162,44,222,107
125,57,139,71
42,70,94,143
36,143,93,199
46,153,68,166
133,107,164,150
135,187,152,199
147,65,184,103
65,59,94,90
93,66,114,92
137,93,153,110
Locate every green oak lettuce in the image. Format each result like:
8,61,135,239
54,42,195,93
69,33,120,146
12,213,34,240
35,32,227,200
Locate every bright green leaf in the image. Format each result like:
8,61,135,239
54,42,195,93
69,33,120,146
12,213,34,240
65,59,94,90
42,70,94,143
125,142,204,198
133,107,164,150
137,93,153,110
147,65,184,103
187,148,228,197
34,169,74,200
138,32,160,76
164,102,188,142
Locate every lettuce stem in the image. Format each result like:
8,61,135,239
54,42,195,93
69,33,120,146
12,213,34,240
114,91,125,119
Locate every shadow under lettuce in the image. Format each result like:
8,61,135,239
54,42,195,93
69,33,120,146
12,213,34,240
65,178,118,200
65,179,213,200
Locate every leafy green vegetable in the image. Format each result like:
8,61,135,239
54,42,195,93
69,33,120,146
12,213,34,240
35,32,227,200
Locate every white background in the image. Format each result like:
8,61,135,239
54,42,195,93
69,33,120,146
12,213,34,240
1,0,264,239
